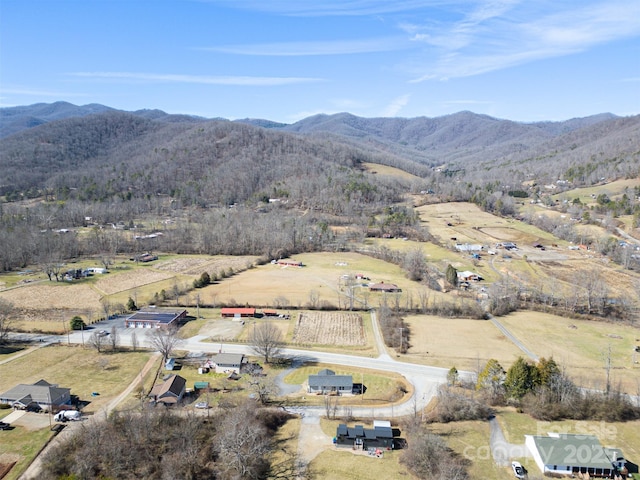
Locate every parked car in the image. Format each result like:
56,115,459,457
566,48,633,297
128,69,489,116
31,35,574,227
512,461,525,479
0,421,11,430
194,401,209,409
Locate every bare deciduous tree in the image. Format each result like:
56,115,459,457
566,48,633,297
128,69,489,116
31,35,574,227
249,322,283,364
147,327,182,362
87,332,106,353
109,325,119,352
0,299,14,345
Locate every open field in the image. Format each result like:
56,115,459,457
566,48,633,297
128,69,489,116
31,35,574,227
401,315,525,372
198,251,414,309
94,267,173,295
153,254,258,275
361,162,421,181
498,311,640,393
553,178,640,205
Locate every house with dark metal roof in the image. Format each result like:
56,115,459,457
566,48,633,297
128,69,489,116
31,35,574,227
125,309,187,329
308,369,353,394
149,374,186,406
335,422,395,450
526,433,628,477
0,379,71,411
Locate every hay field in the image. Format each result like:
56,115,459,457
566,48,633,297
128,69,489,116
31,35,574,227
402,315,524,371
293,312,366,346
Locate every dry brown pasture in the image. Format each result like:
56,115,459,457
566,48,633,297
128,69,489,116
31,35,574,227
292,312,366,346
402,315,524,372
498,311,640,393
198,251,411,308
94,268,173,295
154,255,258,275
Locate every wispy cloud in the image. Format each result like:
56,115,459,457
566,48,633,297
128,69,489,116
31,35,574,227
381,94,410,116
201,37,406,56
409,0,640,80
67,71,324,86
197,0,453,17
1,87,89,97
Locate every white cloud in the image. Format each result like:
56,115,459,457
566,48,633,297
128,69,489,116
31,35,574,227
201,37,406,56
199,0,459,17
0,87,88,97
68,72,324,86
381,94,410,116
408,0,640,80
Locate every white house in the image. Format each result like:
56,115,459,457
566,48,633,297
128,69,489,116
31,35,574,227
526,433,627,477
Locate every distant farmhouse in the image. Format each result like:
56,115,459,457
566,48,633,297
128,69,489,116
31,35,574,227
125,309,187,329
273,259,303,267
368,282,401,293
0,379,71,411
457,270,483,282
308,369,353,395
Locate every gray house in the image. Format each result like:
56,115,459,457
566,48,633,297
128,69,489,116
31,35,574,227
0,379,71,411
308,369,353,395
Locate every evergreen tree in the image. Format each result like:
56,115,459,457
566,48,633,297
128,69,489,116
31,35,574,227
445,264,458,287
447,366,459,386
70,315,86,330
476,358,505,398
504,357,536,399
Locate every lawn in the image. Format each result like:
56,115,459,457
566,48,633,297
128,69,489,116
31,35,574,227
0,345,153,414
283,364,412,407
0,426,54,480
497,408,640,478
0,345,153,480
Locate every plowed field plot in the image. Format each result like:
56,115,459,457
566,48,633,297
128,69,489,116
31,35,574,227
292,312,366,346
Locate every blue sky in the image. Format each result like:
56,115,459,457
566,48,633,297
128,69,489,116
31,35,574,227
1,0,639,123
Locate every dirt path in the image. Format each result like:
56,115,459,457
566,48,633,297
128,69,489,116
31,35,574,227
296,412,332,478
